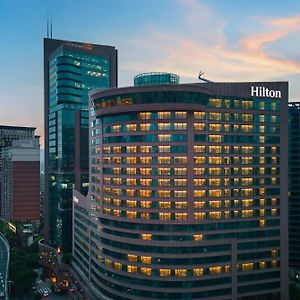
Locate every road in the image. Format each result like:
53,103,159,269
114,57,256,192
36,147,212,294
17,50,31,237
0,233,9,300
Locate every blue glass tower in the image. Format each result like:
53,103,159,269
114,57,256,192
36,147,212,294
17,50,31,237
44,38,117,251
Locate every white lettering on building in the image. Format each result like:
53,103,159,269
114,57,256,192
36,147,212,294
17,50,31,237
250,86,281,98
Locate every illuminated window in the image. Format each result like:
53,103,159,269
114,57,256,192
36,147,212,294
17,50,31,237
209,168,221,175
194,123,206,130
128,254,138,262
158,190,171,198
140,157,152,164
158,123,171,130
140,123,151,131
174,123,187,130
209,179,221,186
174,190,187,198
194,179,206,186
112,125,121,132
105,259,112,267
260,220,266,227
209,124,222,132
194,145,206,153
194,201,205,208
141,233,152,240
194,156,206,164
224,211,230,219
127,211,137,219
209,135,222,142
271,208,277,216
193,234,203,241
159,213,171,220
158,112,171,119
174,179,187,186
175,111,187,119
194,212,206,220
194,168,205,175
158,168,170,175
209,146,222,153
158,146,171,153
141,201,151,208
113,199,121,206
210,266,222,274
127,265,138,273
174,156,187,164
140,146,152,153
175,202,187,209
113,167,121,175
160,269,171,276
127,200,137,207
175,213,188,220
242,100,253,109
260,136,265,143
242,114,253,122
271,260,278,268
140,112,151,119
209,98,222,107
103,147,111,153
126,146,137,153
242,210,253,218
126,189,135,196
193,268,204,276
175,269,187,277
140,190,152,197
242,263,253,271
126,168,137,175
194,112,205,119
141,212,151,219
126,124,137,131
209,211,222,219
271,249,278,257
241,125,253,133
209,113,221,121
194,190,206,197
114,262,122,270
242,199,253,207
209,200,221,208
158,157,171,164
113,210,121,217
271,198,277,206
259,261,266,269
174,168,187,175
159,202,171,209
140,178,152,186
158,179,171,187
140,168,151,175
141,256,152,264
209,190,222,197
141,267,152,275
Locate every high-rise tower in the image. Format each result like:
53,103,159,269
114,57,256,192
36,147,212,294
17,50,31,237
44,38,117,251
73,74,288,299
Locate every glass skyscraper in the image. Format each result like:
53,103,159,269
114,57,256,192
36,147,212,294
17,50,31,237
44,38,117,251
72,74,288,299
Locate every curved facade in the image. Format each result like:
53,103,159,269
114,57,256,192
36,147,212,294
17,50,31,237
134,72,179,86
73,81,288,300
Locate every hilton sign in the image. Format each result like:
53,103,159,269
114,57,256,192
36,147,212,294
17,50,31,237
251,86,281,98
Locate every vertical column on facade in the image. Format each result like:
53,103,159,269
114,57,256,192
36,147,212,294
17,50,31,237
99,117,104,211
231,239,238,300
187,111,194,220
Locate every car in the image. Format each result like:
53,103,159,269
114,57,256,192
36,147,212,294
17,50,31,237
43,291,49,297
0,291,5,298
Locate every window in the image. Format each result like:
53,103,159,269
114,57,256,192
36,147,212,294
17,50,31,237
127,265,138,273
159,202,171,209
141,256,152,264
128,254,138,262
193,234,203,240
140,123,151,131
141,267,152,275
160,269,171,276
194,212,206,220
158,112,171,119
159,213,171,220
194,123,206,130
193,268,204,276
140,112,151,119
194,112,205,119
175,269,187,277
210,266,222,274
194,201,205,208
175,213,188,220
141,233,152,240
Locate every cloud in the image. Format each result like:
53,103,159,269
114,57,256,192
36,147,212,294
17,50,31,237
119,1,300,96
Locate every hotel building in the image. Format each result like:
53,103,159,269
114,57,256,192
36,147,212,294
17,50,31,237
44,38,117,251
73,73,288,299
288,102,300,268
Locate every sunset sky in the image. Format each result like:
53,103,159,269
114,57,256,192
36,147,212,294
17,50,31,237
1,0,300,147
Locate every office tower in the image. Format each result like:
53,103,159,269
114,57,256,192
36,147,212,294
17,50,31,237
0,125,37,219
1,138,40,222
73,73,288,300
288,102,300,268
44,38,117,251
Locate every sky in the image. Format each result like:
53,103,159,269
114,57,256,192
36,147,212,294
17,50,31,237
0,0,300,148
